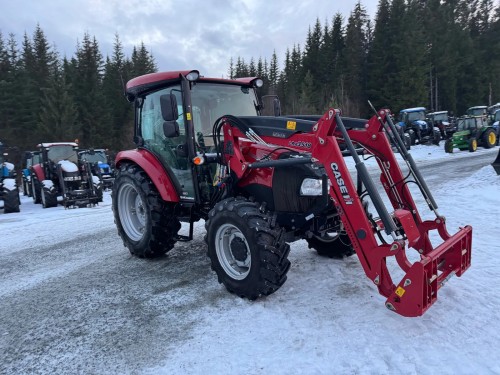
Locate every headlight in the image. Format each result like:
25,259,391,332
300,178,329,196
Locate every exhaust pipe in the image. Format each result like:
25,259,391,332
492,149,500,175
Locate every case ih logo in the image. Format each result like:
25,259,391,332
288,140,312,149
330,162,353,205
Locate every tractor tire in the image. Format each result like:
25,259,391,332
41,186,58,208
482,129,496,149
407,129,416,146
468,137,477,152
112,163,181,258
31,178,41,204
94,183,103,203
205,196,291,300
403,133,411,151
22,179,29,196
444,139,453,153
2,187,20,213
306,233,355,258
432,129,441,145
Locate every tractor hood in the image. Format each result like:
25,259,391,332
3,161,14,172
97,161,110,169
58,160,78,173
452,130,470,139
412,120,428,129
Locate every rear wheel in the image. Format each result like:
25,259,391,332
482,129,496,148
112,163,180,258
444,139,453,153
307,232,355,258
468,137,477,152
205,197,291,300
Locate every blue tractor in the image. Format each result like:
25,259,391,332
398,107,441,145
0,141,20,213
78,148,115,190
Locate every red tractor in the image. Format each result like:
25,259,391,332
112,70,472,317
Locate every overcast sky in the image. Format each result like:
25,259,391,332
0,0,379,78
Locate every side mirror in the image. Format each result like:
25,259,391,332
160,94,179,121
261,95,281,116
163,121,180,138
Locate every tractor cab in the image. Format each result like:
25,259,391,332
122,70,264,203
426,110,455,139
466,105,488,117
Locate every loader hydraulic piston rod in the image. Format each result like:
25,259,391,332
384,111,439,213
248,156,312,169
334,113,398,236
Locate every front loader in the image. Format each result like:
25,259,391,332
112,70,472,317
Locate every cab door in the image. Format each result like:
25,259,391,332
139,86,196,201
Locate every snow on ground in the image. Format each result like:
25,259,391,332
1,145,500,375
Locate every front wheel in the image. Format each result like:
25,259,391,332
444,139,454,153
112,163,180,258
32,177,41,204
468,137,477,152
41,185,58,208
205,197,291,300
2,186,20,213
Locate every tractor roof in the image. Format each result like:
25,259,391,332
125,70,259,100
38,142,78,148
427,111,448,115
467,105,487,110
400,107,426,113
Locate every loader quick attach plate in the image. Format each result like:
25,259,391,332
386,225,472,317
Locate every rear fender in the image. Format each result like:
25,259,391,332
116,149,180,203
31,164,45,181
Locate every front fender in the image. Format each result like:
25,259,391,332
116,149,180,203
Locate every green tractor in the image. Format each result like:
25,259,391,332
444,116,497,153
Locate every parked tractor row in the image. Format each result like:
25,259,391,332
23,143,115,208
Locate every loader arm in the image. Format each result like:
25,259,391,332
221,108,472,317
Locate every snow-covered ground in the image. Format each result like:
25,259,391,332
1,145,499,375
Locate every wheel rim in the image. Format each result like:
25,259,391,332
117,182,147,241
473,140,477,150
489,132,496,145
313,231,340,243
215,223,251,280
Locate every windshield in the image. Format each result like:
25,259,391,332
431,113,448,122
407,111,426,122
466,108,486,116
47,145,78,163
495,111,500,121
190,82,259,136
457,117,484,131
79,151,107,163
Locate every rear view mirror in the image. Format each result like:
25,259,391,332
163,121,179,138
160,94,179,121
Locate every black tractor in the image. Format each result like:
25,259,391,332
30,142,102,208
